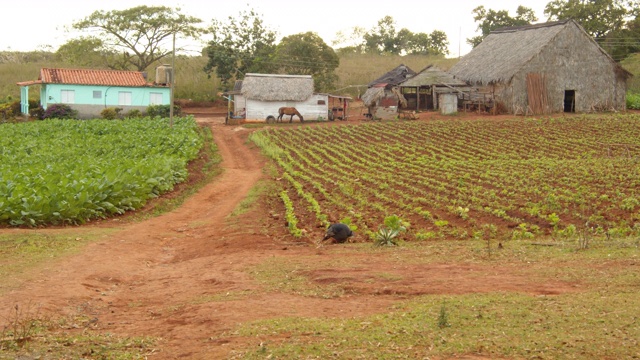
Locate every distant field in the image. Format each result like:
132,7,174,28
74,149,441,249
252,113,640,242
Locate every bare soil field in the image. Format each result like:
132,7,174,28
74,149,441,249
0,104,628,359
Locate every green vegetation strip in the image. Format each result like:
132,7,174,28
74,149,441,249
0,117,204,226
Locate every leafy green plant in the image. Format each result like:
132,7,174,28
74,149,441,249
626,92,640,109
374,215,408,246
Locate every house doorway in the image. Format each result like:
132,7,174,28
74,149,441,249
564,90,575,112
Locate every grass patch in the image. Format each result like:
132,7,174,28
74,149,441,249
0,303,156,358
237,238,640,358
232,289,640,359
250,256,361,299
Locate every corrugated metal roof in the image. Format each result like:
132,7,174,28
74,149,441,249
368,64,416,87
39,68,151,87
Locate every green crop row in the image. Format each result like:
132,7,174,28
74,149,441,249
0,117,203,226
253,113,640,241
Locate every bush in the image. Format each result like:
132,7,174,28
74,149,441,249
42,104,78,119
146,104,181,118
30,105,45,120
0,102,13,120
627,92,640,110
126,109,143,118
100,107,123,120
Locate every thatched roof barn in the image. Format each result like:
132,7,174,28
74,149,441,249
449,20,632,114
398,65,470,111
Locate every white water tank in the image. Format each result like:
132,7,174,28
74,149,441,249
156,64,173,85
439,93,458,115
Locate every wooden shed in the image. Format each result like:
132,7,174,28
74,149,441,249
362,64,416,119
398,65,470,111
224,73,350,122
449,20,632,115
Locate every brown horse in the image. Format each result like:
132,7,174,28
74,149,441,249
277,107,304,123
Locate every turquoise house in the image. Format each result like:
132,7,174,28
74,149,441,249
17,67,171,119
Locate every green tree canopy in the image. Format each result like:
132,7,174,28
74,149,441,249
203,8,277,90
544,0,640,59
55,37,125,69
272,32,340,92
404,30,450,56
335,16,449,56
467,5,538,48
70,6,203,71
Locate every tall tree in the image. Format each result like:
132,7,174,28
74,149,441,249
272,32,340,92
544,0,640,59
468,5,537,48
404,30,450,56
71,6,203,71
204,8,277,89
352,16,449,56
363,16,403,54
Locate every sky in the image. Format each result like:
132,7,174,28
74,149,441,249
2,0,552,58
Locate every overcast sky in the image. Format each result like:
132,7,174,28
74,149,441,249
3,0,552,58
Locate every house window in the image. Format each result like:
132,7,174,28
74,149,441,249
61,90,75,104
93,90,102,99
118,91,132,106
149,92,163,105
317,100,326,105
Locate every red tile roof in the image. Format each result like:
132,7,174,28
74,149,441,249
39,68,150,87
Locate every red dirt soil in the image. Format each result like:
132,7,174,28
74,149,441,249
0,105,580,359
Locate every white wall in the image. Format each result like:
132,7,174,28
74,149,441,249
245,94,329,121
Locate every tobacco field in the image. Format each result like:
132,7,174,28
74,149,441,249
252,114,640,241
0,117,203,226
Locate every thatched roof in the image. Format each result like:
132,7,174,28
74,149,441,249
362,86,385,107
449,20,631,85
240,73,314,101
368,64,416,87
400,65,468,87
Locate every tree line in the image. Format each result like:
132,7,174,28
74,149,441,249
49,1,640,93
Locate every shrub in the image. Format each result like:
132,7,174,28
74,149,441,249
42,104,78,119
126,109,143,118
146,104,181,118
100,107,123,120
0,102,13,120
627,92,640,110
30,105,45,120
100,108,117,120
